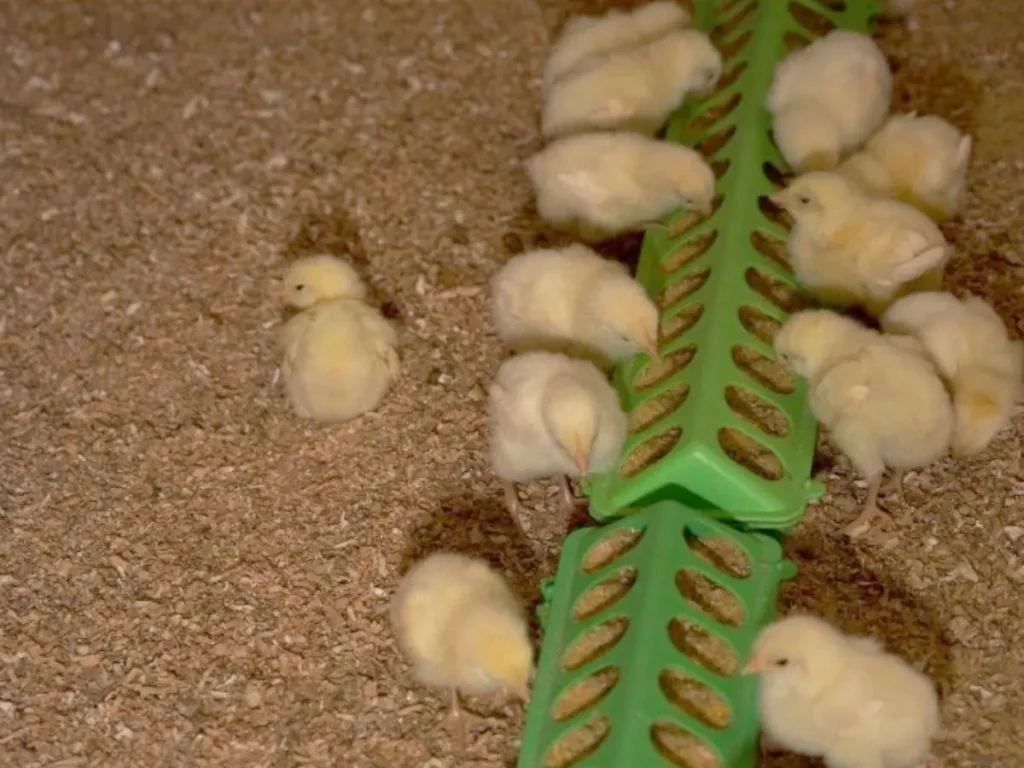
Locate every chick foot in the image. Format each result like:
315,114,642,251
882,468,906,497
559,475,588,516
431,689,473,752
843,476,892,538
503,482,531,533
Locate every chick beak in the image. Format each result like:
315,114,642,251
572,444,590,475
699,199,713,216
741,656,765,675
641,336,660,363
512,684,531,703
769,192,790,211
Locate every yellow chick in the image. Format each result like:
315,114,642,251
541,28,721,139
279,255,400,422
766,30,891,172
744,614,940,768
489,351,627,517
775,310,953,536
491,243,660,368
838,112,972,222
881,291,1024,457
391,552,533,749
526,131,715,241
772,171,950,318
543,1,690,93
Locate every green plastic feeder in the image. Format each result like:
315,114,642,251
516,503,796,768
584,0,881,529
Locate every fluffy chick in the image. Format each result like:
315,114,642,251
772,171,950,317
881,291,1023,457
543,1,690,93
391,553,532,748
839,112,972,221
542,28,721,138
526,131,715,241
775,310,953,536
489,351,626,518
744,614,940,768
491,243,659,368
767,30,891,172
279,255,400,422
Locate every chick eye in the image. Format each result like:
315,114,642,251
797,195,811,205
775,658,790,667
294,284,305,291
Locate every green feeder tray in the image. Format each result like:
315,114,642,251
584,0,881,529
516,502,797,768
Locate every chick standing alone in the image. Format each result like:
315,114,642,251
744,615,940,768
772,171,951,318
391,553,533,749
881,291,1024,457
491,243,660,368
526,131,715,241
775,310,953,536
279,255,400,422
489,351,627,519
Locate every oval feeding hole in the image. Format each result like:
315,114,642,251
543,714,611,768
762,161,790,189
657,268,711,310
662,231,718,275
714,0,748,14
563,617,630,671
789,0,837,36
738,305,782,346
783,30,812,53
660,304,704,345
695,125,735,158
684,529,752,579
552,667,620,722
667,618,739,676
665,195,723,238
725,384,790,438
751,230,791,273
719,29,752,61
582,528,644,574
630,383,690,433
745,267,805,313
732,344,796,395
718,427,784,481
690,93,741,134
635,346,697,389
659,668,733,729
711,159,730,180
621,427,682,477
758,194,793,230
710,1,756,44
712,60,748,97
676,568,745,627
573,567,638,621
651,721,724,768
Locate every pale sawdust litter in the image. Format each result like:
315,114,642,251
0,1,1022,767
